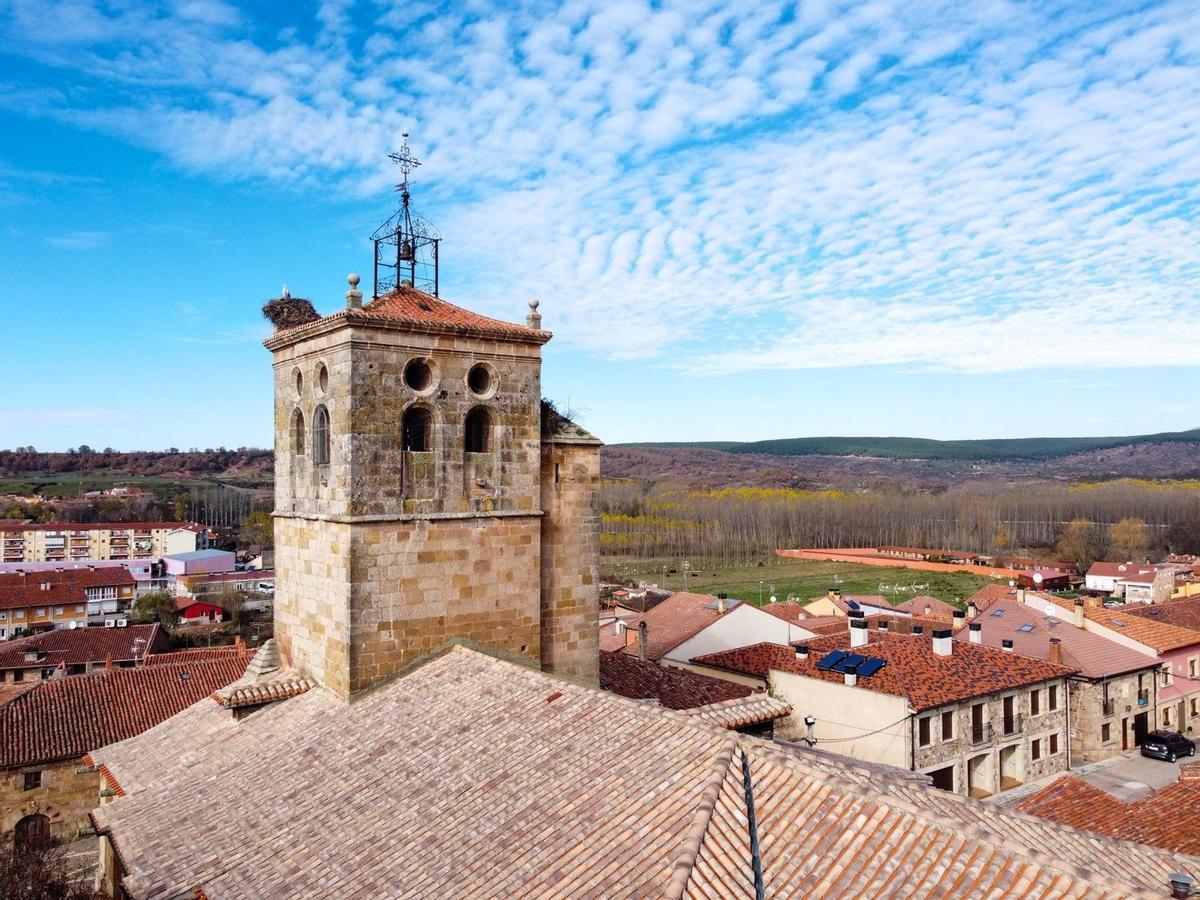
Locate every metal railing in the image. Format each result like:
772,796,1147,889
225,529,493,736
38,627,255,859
1002,713,1023,736
970,722,992,745
1103,698,1116,717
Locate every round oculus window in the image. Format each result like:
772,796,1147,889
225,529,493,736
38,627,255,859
404,358,434,392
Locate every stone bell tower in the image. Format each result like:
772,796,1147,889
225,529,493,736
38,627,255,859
263,274,600,697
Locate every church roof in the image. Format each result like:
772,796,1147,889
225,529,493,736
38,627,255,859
90,643,1197,898
264,285,550,348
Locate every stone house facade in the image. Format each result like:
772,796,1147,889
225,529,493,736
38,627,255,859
265,281,600,697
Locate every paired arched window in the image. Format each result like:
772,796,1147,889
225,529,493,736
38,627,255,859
313,405,330,466
290,409,305,456
403,406,432,452
465,407,492,453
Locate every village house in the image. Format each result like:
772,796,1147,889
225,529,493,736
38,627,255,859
692,620,1075,798
619,591,817,670
958,589,1161,760
1085,561,1178,603
0,567,136,639
0,623,167,682
0,649,249,847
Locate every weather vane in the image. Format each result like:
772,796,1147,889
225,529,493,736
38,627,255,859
372,131,441,299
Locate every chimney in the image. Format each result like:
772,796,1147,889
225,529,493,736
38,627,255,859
968,622,982,644
795,643,810,661
104,653,113,671
526,298,542,329
1017,588,1027,605
1001,638,1014,653
844,662,858,687
1049,637,1063,665
638,621,649,660
878,619,889,632
923,603,932,616
1074,598,1085,628
967,601,979,620
850,618,869,648
911,625,924,635
952,609,966,632
932,628,952,657
717,593,728,615
345,273,363,309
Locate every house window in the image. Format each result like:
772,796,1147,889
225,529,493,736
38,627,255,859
1162,664,1174,687
1048,685,1058,711
313,405,330,466
1031,738,1042,761
941,710,954,741
1049,733,1059,755
291,408,305,456
1164,706,1172,727
918,716,931,747
22,771,41,790
1191,657,1199,679
1030,689,1040,716
53,607,63,616
34,608,44,617
1101,723,1112,743
1192,699,1199,718
465,407,492,454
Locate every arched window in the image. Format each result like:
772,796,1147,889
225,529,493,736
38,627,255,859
403,406,432,452
313,405,330,466
465,408,492,453
291,409,305,456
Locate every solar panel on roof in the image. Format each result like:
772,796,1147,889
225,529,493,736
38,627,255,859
990,609,1005,617
834,653,867,673
857,658,886,677
846,599,860,610
816,650,847,671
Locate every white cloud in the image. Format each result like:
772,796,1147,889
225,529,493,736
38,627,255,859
1,0,1198,374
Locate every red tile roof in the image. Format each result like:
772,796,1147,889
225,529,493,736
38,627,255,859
143,646,248,666
694,631,1076,712
0,651,251,767
1087,561,1161,580
0,623,167,671
957,598,1158,678
894,594,959,619
1121,595,1200,632
621,591,731,660
599,651,755,710
802,614,948,637
0,566,135,610
1018,767,1200,855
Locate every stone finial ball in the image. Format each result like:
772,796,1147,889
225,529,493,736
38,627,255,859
529,298,540,310
348,273,361,287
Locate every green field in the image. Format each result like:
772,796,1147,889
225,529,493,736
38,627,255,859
0,474,235,499
605,556,997,608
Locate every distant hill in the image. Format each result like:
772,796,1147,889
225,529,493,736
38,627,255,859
619,428,1200,462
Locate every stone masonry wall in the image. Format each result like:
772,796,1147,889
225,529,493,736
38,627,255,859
347,515,542,692
273,517,354,697
1,758,97,844
1071,670,1154,763
539,439,600,683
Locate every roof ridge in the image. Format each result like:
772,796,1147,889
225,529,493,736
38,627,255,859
664,736,739,899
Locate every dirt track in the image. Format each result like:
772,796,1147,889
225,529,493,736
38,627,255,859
777,548,1012,578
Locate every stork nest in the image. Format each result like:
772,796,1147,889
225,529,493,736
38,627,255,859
262,296,321,331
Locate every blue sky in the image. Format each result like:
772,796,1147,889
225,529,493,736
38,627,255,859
1,0,1198,450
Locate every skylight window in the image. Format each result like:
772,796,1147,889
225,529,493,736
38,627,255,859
1017,624,1036,633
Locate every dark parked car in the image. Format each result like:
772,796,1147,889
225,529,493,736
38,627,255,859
1141,730,1196,762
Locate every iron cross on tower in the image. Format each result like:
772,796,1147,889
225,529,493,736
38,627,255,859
373,130,441,299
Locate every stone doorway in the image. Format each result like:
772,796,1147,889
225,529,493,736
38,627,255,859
927,764,955,793
999,744,1024,791
967,752,993,798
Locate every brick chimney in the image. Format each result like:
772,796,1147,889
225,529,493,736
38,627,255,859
1049,637,1063,665
716,593,728,615
932,628,952,656
637,621,649,660
1017,588,1027,605
967,601,979,620
968,622,982,644
1073,598,1085,629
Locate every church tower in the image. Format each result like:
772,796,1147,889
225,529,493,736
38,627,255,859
263,143,599,697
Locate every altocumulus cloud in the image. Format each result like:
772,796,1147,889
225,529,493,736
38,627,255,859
2,0,1198,373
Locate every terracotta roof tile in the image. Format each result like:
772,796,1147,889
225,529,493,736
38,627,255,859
88,644,1199,897
143,646,248,666
1122,595,1200,632
0,652,250,767
895,595,959,619
694,631,1076,712
1018,768,1200,855
0,623,168,671
681,695,792,730
600,651,754,710
0,566,135,610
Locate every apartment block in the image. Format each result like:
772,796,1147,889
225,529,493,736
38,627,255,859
0,521,205,565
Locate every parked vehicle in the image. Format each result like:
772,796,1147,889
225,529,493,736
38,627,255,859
1141,730,1196,762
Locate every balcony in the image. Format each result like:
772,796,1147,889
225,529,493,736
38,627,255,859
1002,714,1023,736
970,722,992,745
1103,698,1116,717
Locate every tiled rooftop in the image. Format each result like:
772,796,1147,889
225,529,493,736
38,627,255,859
620,591,730,660
894,594,959,619
600,650,755,709
1122,595,1200,632
0,566,135,610
956,597,1158,678
1018,766,1200,855
694,631,1076,712
0,623,167,671
0,651,250,767
90,643,1200,897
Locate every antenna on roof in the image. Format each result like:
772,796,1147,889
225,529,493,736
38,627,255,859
372,131,441,300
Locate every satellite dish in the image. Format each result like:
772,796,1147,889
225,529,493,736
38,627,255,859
1033,572,1044,585
1008,580,1016,588
769,595,777,604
